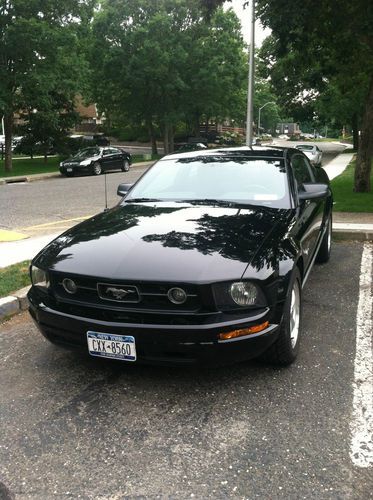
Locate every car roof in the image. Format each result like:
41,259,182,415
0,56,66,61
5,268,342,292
160,145,291,161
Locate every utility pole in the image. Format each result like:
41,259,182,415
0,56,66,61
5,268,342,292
245,0,255,146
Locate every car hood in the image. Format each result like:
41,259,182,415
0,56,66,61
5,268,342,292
34,203,291,282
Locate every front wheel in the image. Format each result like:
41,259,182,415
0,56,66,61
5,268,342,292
121,159,130,172
263,268,302,366
316,213,332,263
92,162,102,175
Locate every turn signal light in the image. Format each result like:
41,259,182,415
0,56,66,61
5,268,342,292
218,321,269,341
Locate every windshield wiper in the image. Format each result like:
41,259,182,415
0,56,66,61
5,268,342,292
125,197,161,203
182,198,239,206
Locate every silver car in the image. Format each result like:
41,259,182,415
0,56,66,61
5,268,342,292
295,144,323,166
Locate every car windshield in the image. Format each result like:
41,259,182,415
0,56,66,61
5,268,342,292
296,145,314,151
74,147,100,159
125,155,291,208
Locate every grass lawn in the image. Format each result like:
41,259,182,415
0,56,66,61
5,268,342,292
0,154,161,178
331,159,373,212
0,157,60,177
0,261,31,298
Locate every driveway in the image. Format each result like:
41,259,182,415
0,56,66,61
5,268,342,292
0,242,371,498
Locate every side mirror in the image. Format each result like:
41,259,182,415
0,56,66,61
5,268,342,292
117,183,133,197
298,183,329,200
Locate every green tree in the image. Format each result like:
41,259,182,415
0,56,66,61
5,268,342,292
256,0,373,192
201,0,373,192
91,0,247,153
0,0,94,171
17,94,78,161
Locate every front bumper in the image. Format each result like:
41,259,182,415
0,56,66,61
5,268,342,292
59,164,90,175
28,288,281,366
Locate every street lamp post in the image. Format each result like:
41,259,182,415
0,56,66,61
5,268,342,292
245,0,255,146
258,101,276,137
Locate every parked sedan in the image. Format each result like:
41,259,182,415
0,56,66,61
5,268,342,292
59,147,132,177
29,146,332,367
295,144,323,166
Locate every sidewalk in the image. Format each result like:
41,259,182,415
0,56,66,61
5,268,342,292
322,152,354,180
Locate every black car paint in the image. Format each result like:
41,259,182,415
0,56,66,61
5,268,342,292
59,147,132,176
29,146,332,365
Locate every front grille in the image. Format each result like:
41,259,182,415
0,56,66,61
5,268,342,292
49,271,207,313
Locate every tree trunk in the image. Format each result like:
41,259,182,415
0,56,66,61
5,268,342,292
352,113,359,151
354,76,373,192
169,124,174,153
147,119,158,155
193,113,200,137
4,112,13,172
163,123,169,155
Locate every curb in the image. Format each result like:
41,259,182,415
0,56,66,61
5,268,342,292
0,162,153,185
0,285,30,321
333,230,373,241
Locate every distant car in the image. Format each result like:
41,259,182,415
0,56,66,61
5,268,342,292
278,134,289,140
295,144,322,166
59,147,132,176
68,134,110,146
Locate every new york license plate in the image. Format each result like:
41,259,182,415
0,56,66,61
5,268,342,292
87,332,136,361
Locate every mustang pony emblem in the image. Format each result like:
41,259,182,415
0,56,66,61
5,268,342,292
105,287,135,300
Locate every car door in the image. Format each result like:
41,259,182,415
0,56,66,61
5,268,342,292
108,148,123,169
291,153,324,269
101,148,115,171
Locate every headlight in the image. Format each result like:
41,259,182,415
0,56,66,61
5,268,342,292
30,265,49,290
230,282,258,306
59,162,64,167
80,159,91,166
213,281,266,310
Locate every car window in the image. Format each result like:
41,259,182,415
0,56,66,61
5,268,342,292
125,156,291,208
296,145,314,151
103,149,111,156
75,147,100,158
291,154,314,188
109,148,119,154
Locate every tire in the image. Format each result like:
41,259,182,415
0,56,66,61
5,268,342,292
263,268,302,366
121,159,130,172
316,213,332,263
92,162,102,175
65,172,74,177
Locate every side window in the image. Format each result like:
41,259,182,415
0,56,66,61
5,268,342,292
102,149,111,156
291,154,314,189
109,148,119,155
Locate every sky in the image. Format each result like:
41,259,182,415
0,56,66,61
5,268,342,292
225,0,271,47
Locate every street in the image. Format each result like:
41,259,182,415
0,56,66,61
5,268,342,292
0,142,346,238
0,241,372,498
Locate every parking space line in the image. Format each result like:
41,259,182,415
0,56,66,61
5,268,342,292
350,242,373,468
21,215,92,231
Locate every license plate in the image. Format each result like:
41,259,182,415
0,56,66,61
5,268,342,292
87,332,136,361
66,167,72,172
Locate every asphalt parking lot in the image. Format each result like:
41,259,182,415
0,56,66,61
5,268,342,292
0,241,372,499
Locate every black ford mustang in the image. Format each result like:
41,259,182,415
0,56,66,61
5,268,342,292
29,146,332,366
59,146,132,177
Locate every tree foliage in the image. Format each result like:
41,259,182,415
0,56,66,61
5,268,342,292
90,0,247,153
0,0,94,171
202,0,373,192
256,0,373,192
